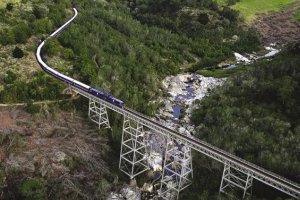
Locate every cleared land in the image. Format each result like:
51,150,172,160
254,2,300,44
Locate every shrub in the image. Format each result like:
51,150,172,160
44,39,60,56
25,100,40,114
33,18,53,34
12,47,24,58
0,29,15,45
4,70,17,84
6,3,14,11
19,178,47,200
13,22,31,43
33,5,49,19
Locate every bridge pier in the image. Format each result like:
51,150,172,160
119,116,149,179
88,99,111,129
219,162,253,198
159,139,193,200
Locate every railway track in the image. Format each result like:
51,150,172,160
35,8,300,199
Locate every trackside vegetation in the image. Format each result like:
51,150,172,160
190,44,300,199
0,0,299,199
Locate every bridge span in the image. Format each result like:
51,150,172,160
36,8,300,200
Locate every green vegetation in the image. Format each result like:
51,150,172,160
12,46,24,58
0,1,20,9
294,10,300,21
19,178,47,200
191,43,300,193
0,72,64,103
230,0,296,22
1,0,298,199
197,65,245,78
53,0,259,117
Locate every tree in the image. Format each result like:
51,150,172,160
33,5,49,19
44,39,60,56
33,18,53,34
4,70,17,84
13,22,31,43
0,29,15,45
12,47,24,58
6,3,14,11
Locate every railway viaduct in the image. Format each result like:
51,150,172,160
36,8,300,200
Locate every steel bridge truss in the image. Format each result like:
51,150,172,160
119,115,149,179
160,138,193,200
36,9,300,200
88,99,111,129
220,162,253,198
71,86,300,200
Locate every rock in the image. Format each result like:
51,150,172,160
232,35,239,41
130,179,137,187
178,127,186,134
120,186,141,200
107,192,123,200
217,62,230,68
51,151,66,163
141,183,153,193
263,46,280,58
234,52,250,64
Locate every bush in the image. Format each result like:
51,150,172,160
33,5,49,19
19,178,47,200
25,100,40,114
44,39,60,56
221,6,239,22
13,22,31,43
33,18,53,34
0,29,15,45
4,70,17,84
6,3,14,11
62,48,75,60
12,47,24,58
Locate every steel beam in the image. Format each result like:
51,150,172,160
88,98,111,129
160,138,193,200
71,86,300,199
220,162,253,199
119,116,149,179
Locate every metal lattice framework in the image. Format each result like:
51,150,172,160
88,99,111,129
220,162,253,198
119,116,149,179
72,86,300,199
160,138,193,200
36,8,300,200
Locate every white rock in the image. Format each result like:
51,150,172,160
234,52,250,63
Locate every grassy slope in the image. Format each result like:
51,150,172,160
217,0,296,22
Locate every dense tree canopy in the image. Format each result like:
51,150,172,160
191,44,300,181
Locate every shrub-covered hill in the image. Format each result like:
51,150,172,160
47,0,259,115
0,0,259,114
191,43,300,182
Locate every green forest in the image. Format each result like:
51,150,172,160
0,0,299,199
190,44,300,199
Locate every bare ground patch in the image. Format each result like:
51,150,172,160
254,2,300,45
0,107,120,199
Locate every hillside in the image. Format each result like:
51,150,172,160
0,0,299,199
190,43,300,199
